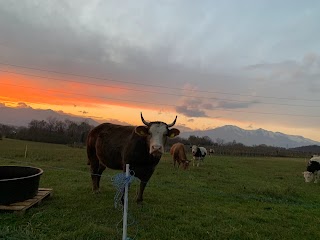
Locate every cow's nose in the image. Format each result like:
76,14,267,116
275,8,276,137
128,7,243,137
152,145,162,151
150,145,163,157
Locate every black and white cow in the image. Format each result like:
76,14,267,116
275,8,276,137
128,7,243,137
302,156,320,183
191,145,207,167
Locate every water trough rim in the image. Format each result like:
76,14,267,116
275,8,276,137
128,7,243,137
0,165,44,182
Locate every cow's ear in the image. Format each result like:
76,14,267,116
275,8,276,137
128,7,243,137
167,128,180,138
135,126,149,136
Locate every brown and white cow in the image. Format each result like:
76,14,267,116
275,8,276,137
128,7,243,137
170,143,189,170
86,113,180,203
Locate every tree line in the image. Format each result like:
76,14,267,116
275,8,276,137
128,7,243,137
0,118,317,157
0,117,92,146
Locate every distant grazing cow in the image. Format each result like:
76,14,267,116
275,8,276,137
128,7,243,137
208,148,214,156
191,145,207,167
170,143,189,170
302,156,320,183
86,113,180,203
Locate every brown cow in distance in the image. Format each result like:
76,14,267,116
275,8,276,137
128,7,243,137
170,143,189,170
86,113,180,203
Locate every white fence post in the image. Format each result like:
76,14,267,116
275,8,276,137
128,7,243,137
122,164,130,240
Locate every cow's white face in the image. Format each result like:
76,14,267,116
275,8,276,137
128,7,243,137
191,145,198,155
302,171,314,182
135,123,180,157
148,123,168,157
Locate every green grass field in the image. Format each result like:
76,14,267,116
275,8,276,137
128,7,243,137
0,138,320,240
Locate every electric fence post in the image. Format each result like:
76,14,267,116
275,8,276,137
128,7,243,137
122,164,129,240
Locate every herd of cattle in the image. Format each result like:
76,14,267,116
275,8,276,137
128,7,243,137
169,143,213,169
86,113,319,203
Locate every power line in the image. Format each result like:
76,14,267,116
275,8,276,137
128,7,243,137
1,82,320,118
0,69,319,109
1,61,320,103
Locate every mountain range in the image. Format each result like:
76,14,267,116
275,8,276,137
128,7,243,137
0,106,99,127
179,125,320,149
1,106,319,148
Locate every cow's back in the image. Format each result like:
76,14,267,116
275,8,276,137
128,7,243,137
171,143,187,161
87,123,135,170
200,147,207,157
310,156,320,163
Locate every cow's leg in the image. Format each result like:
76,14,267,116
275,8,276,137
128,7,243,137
193,156,195,166
90,160,100,193
314,171,319,183
90,159,106,193
96,163,106,190
137,181,147,203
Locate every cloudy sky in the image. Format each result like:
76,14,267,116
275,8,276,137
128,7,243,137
0,0,320,141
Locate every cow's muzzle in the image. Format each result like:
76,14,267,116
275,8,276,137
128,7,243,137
150,145,163,157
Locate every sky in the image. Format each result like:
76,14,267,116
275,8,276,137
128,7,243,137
0,0,320,141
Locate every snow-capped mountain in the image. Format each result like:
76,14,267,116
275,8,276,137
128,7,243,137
0,106,99,127
180,125,320,148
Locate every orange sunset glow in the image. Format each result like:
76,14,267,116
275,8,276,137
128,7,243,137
1,66,320,144
0,70,183,126
0,72,131,107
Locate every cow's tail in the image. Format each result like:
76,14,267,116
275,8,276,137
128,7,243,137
87,145,96,165
86,134,96,166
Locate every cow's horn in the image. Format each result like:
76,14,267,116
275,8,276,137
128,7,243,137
167,116,177,127
140,112,151,126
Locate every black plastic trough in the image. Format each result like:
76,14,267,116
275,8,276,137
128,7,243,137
0,166,43,205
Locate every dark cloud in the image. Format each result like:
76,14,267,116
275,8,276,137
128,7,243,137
245,54,320,96
16,102,30,109
175,90,255,117
201,103,214,110
175,94,213,117
176,105,207,117
0,2,118,78
216,101,256,109
0,1,253,93
78,110,88,114
245,60,298,71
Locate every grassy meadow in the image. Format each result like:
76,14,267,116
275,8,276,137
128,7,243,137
0,138,320,240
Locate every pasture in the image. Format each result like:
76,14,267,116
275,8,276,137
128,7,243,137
0,138,320,240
